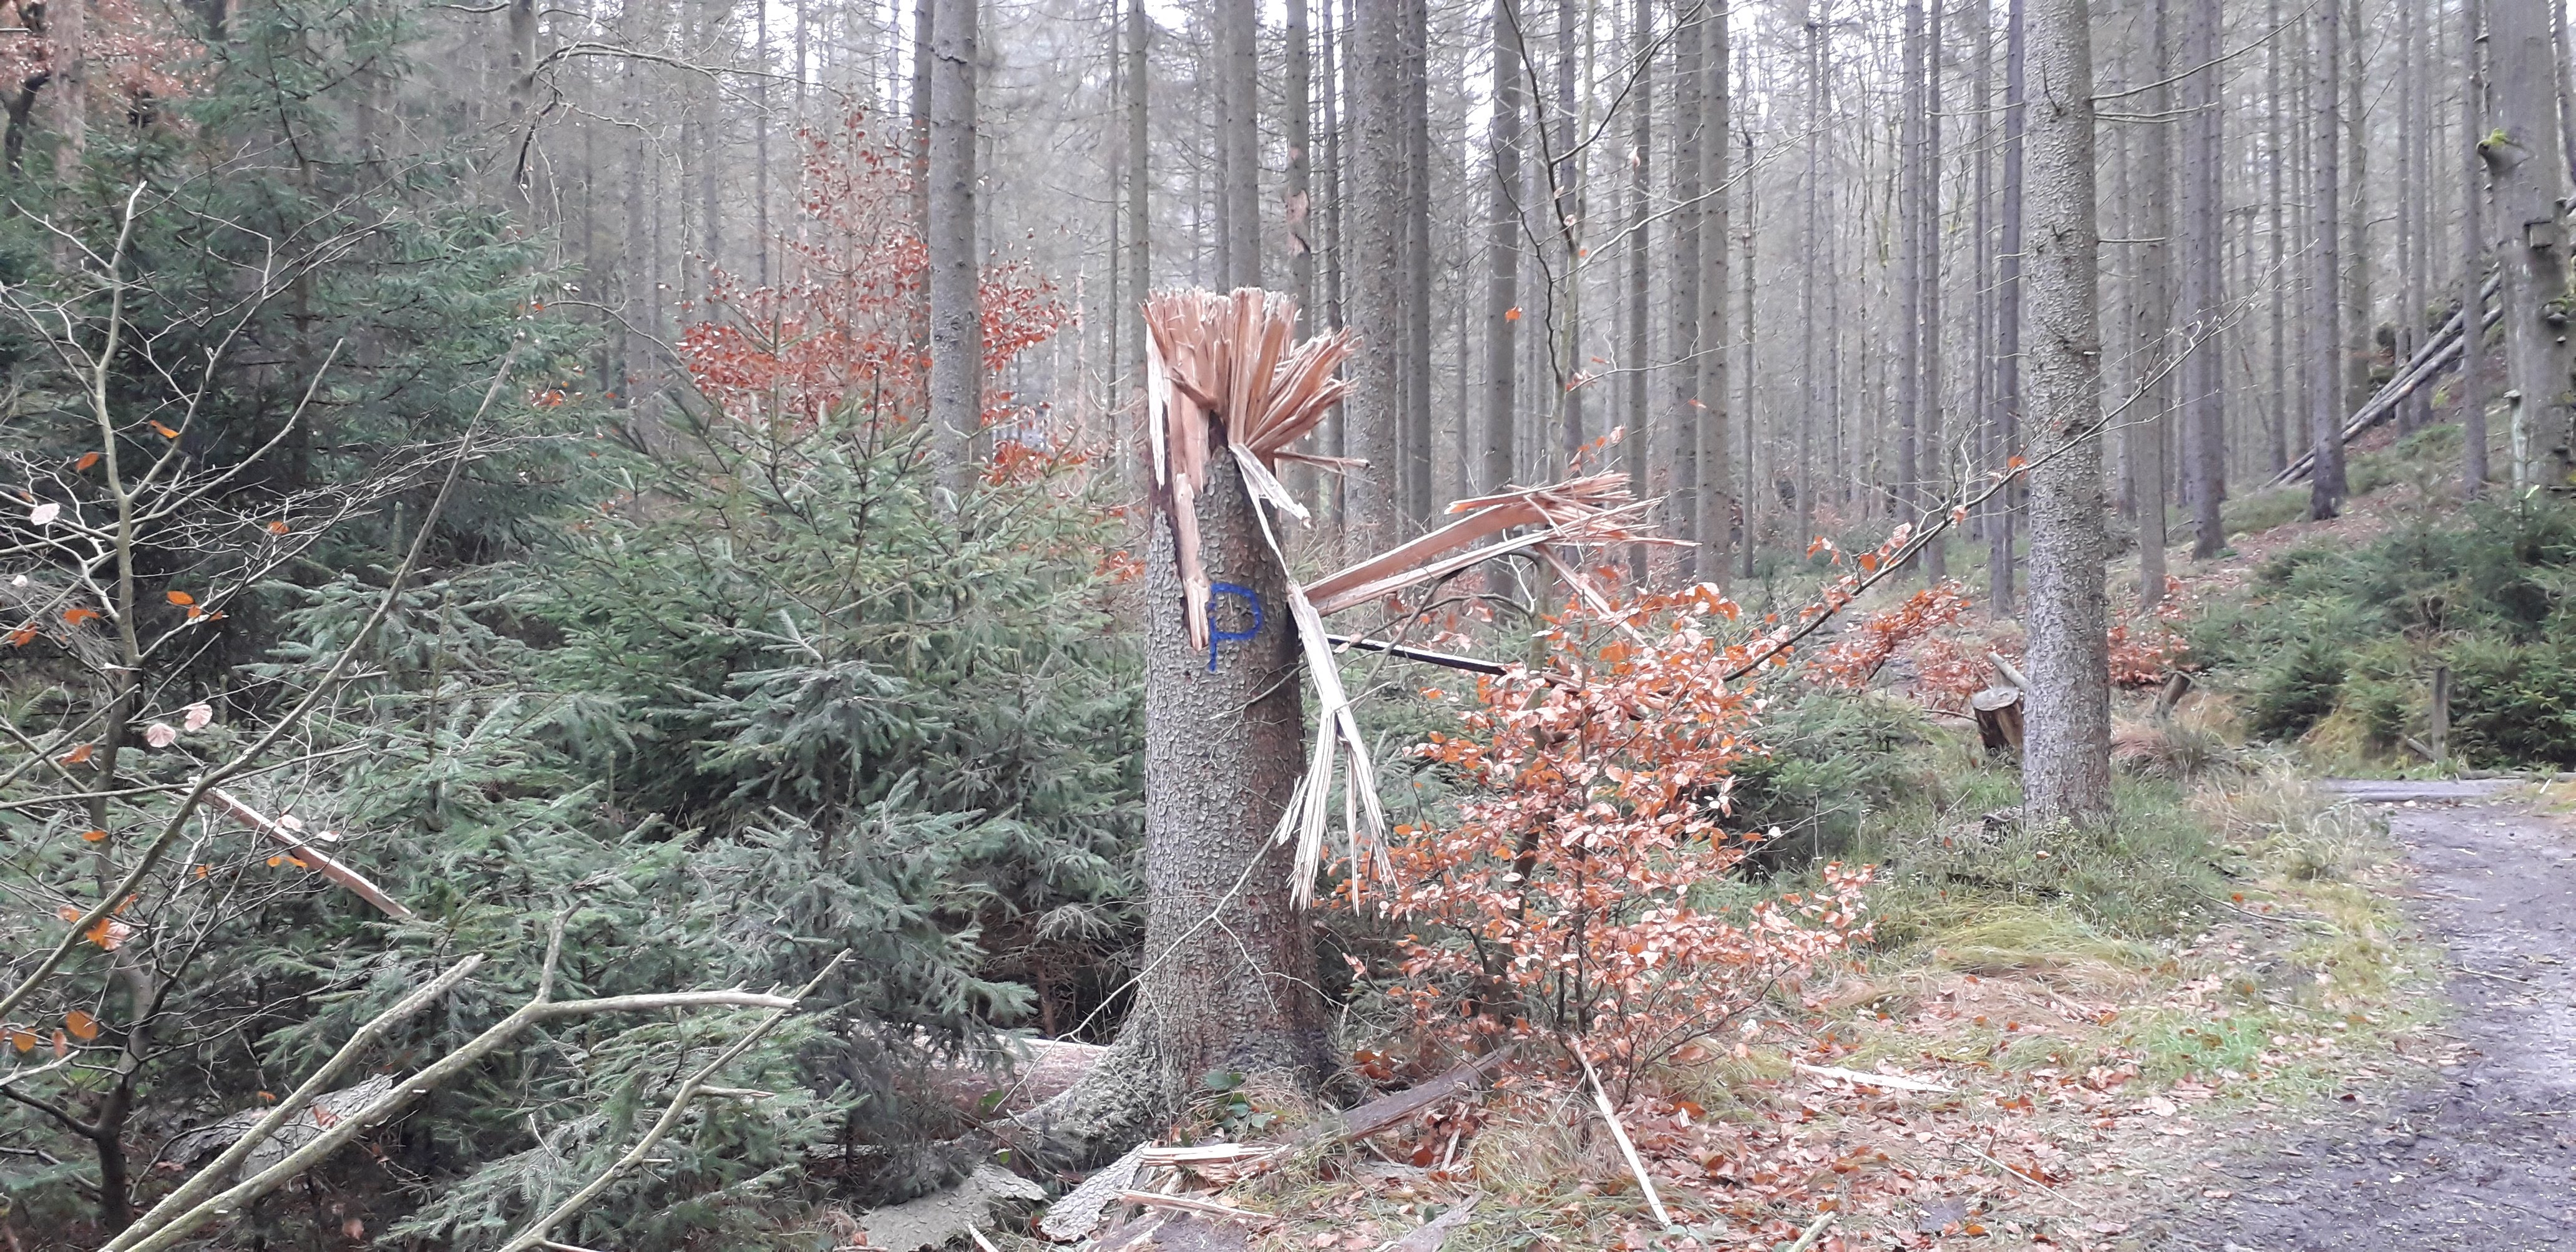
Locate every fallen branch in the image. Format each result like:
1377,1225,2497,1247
109,940,809,1252
1955,1141,2095,1215
1571,1038,1669,1226
1783,1210,1837,1252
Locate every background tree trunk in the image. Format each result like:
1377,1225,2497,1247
2182,0,2226,559
1991,0,2027,616
1920,0,1944,580
2132,0,2170,604
1625,0,1652,584
2462,0,2492,496
1222,0,1261,290
1485,0,1524,497
1347,0,1408,553
2308,0,2348,518
1672,0,1705,574
929,0,982,494
2486,0,2576,489
1699,1,1732,587
2019,0,2112,824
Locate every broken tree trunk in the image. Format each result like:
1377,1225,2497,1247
1973,687,2026,756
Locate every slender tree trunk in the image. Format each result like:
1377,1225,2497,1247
1900,0,1926,548
1672,1,1705,573
928,0,982,494
1290,0,1314,323
1921,0,1946,579
1992,0,2027,615
754,0,771,285
2343,0,2371,416
1324,0,1347,530
1798,1,1823,546
2486,0,2576,489
1128,0,1153,507
1625,0,1652,582
2182,0,2225,559
1348,0,1408,552
2266,0,2288,471
1486,0,1525,498
2021,0,2112,823
1403,0,1433,520
2308,0,2348,517
2462,0,2492,496
2134,0,2170,602
51,0,84,182
1740,109,1759,580
1222,0,1261,290
1699,1,1732,585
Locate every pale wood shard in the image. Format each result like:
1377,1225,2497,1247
1791,1060,1957,1093
205,788,415,921
1571,1040,1670,1225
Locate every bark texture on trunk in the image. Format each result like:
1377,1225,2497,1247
1991,0,2027,617
2308,1,2348,518
1671,4,1704,570
1222,0,1262,290
2181,0,2226,559
1037,457,1329,1157
928,0,982,496
2019,0,2112,824
2462,0,2492,497
2486,0,2576,489
1699,2,1732,587
2132,0,2170,604
1347,0,1408,554
1624,0,1652,584
1486,0,1525,496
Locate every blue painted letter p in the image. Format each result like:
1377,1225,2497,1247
1206,582,1264,672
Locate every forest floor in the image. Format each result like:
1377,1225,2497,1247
2135,781,2576,1250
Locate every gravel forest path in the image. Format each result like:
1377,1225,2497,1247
2162,780,2576,1250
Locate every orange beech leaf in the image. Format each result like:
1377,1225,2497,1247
52,1030,66,1059
61,743,95,765
74,451,100,471
266,519,291,535
150,421,180,439
7,1029,34,1053
165,590,194,607
62,605,100,627
64,1010,99,1041
7,625,35,647
80,828,107,842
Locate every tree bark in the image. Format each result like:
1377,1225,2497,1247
2020,0,2112,824
928,0,982,495
1347,0,1408,552
2462,0,2492,496
2266,0,2289,472
1222,0,1261,290
1991,0,2027,616
1403,0,1433,521
1624,0,1652,584
2308,0,2348,518
2181,0,2226,559
2133,0,2171,602
1921,0,1945,580
1672,1,1704,570
2342,0,2371,417
1289,0,1314,324
1699,0,1732,586
2485,0,2576,489
1037,457,1329,1155
1486,0,1525,496
1900,0,1926,547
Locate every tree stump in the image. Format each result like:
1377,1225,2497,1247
1972,686,2026,758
